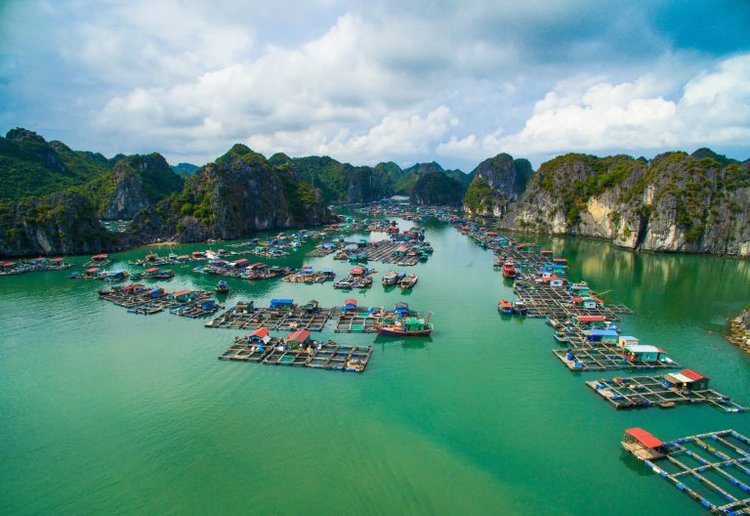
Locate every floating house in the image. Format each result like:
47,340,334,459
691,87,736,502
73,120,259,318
623,344,668,362
572,314,606,328
270,298,294,310
662,369,709,391
342,298,358,312
286,329,311,348
569,282,591,297
617,335,639,348
171,289,195,303
584,328,620,344
621,428,665,460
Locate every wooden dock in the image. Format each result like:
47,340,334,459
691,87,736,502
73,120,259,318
627,429,750,514
586,376,746,412
552,345,681,371
334,311,382,333
514,281,632,321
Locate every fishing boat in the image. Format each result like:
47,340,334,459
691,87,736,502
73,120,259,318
498,300,513,315
382,270,399,286
144,268,175,279
399,273,418,289
216,280,229,294
502,262,516,279
375,313,433,337
513,300,527,315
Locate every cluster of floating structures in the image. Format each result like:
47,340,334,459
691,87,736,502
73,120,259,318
458,220,748,513
218,327,372,373
97,284,221,317
282,266,336,284
0,256,72,276
193,260,294,280
333,266,376,289
621,428,750,513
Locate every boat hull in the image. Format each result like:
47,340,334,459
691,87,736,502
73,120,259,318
375,327,432,337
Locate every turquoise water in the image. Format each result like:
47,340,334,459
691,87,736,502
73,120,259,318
1,220,749,515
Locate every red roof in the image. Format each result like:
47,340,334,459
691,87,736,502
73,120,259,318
50,257,64,262
541,249,553,255
192,252,203,257
345,298,357,305
249,262,265,268
1,261,15,267
92,254,108,260
576,315,605,323
145,267,159,273
499,300,512,308
86,267,99,273
571,296,584,303
251,327,270,337
625,428,663,448
173,289,192,297
234,258,248,265
680,369,705,381
286,329,311,342
553,258,567,263
350,266,363,274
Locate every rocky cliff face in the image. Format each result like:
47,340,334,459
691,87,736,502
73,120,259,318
0,192,115,257
95,154,183,220
500,151,750,256
463,153,532,216
145,144,332,242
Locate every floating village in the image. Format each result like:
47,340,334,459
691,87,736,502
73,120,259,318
3,201,748,513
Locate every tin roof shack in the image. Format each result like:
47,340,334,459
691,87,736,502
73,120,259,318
572,315,606,329
270,299,294,310
618,336,639,349
662,369,709,391
569,282,591,297
286,329,311,350
621,428,665,460
171,290,195,303
584,329,620,345
623,344,668,363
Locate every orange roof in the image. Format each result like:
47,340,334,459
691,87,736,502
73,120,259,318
576,315,605,323
680,369,705,381
173,289,192,296
286,329,311,342
86,267,99,273
251,327,270,337
145,267,159,273
625,428,663,448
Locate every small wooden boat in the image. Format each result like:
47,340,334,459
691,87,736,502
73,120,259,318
502,262,516,279
399,273,418,289
216,280,229,294
382,271,399,286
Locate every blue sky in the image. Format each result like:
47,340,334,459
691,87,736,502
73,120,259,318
1,0,749,170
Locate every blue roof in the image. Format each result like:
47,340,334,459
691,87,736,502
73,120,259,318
270,298,293,306
588,329,619,336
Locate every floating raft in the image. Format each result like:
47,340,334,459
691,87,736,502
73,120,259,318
552,345,681,371
219,340,372,373
205,301,335,331
586,375,746,412
349,240,422,266
623,428,750,514
514,281,632,321
335,311,382,333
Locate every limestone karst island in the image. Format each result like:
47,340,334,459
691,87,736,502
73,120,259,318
2,2,749,515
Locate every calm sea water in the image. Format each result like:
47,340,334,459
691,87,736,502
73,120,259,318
1,219,749,515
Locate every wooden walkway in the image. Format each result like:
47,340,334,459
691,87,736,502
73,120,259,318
633,429,750,514
587,376,746,412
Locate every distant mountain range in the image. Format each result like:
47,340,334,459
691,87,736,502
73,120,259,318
1,127,748,257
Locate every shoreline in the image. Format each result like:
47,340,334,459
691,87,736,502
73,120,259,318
727,307,750,354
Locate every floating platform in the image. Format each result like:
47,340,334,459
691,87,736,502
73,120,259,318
552,345,681,371
514,281,632,321
205,302,335,331
586,375,746,412
334,311,382,333
219,340,372,373
623,428,750,514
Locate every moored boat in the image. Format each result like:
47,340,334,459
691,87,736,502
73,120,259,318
382,270,399,286
502,262,516,279
399,273,418,289
498,300,513,315
216,280,229,294
375,314,433,337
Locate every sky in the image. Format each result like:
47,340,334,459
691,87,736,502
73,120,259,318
1,0,749,171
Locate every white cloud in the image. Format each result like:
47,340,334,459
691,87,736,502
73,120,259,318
438,54,750,162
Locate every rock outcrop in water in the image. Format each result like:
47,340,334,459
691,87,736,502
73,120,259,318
728,307,750,353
